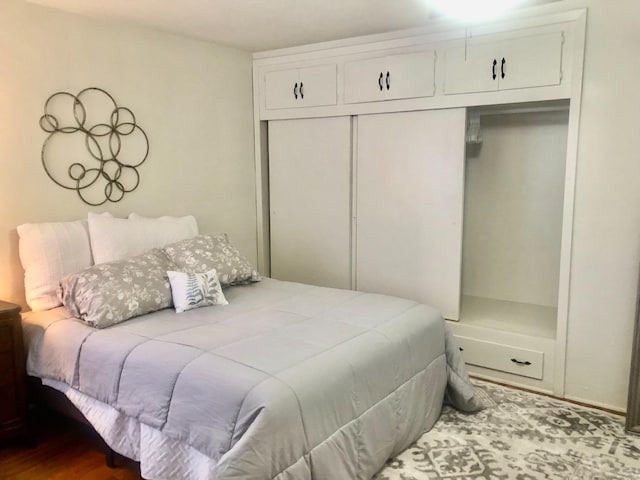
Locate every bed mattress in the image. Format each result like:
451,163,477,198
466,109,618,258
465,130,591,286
23,278,479,479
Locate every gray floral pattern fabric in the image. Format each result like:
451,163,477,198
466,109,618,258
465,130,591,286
167,269,228,313
58,248,173,328
162,234,260,287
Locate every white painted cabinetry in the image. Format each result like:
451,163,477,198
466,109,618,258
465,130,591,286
344,50,436,103
254,8,586,398
264,64,337,109
455,335,544,380
444,32,564,94
355,109,466,320
268,117,352,288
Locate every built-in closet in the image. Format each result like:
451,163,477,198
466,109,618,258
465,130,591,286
253,8,586,396
454,101,569,384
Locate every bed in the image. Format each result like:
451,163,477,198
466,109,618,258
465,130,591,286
17,215,481,479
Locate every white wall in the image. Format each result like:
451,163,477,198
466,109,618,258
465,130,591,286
550,0,640,409
0,0,256,308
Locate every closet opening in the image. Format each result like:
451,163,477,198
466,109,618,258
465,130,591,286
459,100,570,340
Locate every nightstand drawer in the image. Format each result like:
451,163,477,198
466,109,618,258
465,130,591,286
0,350,14,376
455,335,544,380
0,350,13,372
0,386,17,422
0,365,13,387
0,326,11,351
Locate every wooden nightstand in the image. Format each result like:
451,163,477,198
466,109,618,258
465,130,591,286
0,300,29,443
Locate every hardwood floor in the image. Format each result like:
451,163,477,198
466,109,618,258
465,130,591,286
0,410,142,480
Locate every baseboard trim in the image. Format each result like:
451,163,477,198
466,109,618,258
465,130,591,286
470,375,626,416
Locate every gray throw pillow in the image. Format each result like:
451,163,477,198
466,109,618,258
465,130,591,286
162,234,260,287
58,248,173,328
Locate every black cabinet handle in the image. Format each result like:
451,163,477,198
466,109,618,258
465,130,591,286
459,347,464,352
501,58,506,79
386,71,390,90
378,72,384,91
293,82,298,99
492,59,497,80
299,82,304,99
510,358,532,366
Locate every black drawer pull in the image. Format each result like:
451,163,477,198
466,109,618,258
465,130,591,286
492,59,497,80
378,72,384,91
293,82,298,99
299,82,304,99
501,57,506,79
386,71,390,90
459,347,464,352
511,358,532,366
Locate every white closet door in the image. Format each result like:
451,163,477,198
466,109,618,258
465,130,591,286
269,116,352,288
356,109,466,320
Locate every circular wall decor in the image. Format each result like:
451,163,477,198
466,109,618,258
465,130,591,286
39,87,149,206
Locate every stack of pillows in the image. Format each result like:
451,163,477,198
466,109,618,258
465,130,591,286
17,213,260,329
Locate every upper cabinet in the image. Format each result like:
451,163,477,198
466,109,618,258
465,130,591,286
344,50,436,104
264,64,337,109
254,9,584,119
443,32,564,95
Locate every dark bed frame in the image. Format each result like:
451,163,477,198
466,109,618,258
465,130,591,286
28,376,118,468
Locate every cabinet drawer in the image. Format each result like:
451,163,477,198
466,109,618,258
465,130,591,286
455,335,543,379
0,386,17,422
0,365,13,387
0,326,11,351
0,350,12,373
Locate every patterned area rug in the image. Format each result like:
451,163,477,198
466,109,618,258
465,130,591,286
375,380,640,479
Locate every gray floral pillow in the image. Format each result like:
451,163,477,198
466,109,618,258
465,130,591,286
162,234,260,287
58,248,173,328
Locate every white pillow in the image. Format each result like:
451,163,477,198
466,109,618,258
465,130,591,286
17,214,111,311
128,213,197,223
167,269,228,313
88,212,198,264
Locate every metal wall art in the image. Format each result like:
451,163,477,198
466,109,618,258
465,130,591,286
39,87,149,206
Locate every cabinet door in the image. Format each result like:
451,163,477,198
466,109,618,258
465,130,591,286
444,41,499,95
265,64,337,109
298,64,338,107
356,109,466,320
385,51,436,100
444,31,564,95
345,51,436,104
498,32,563,91
264,68,300,109
344,57,387,104
269,117,352,288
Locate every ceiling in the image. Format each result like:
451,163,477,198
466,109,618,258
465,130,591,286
26,0,560,52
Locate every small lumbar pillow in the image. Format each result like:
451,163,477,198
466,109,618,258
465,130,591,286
162,234,260,287
88,212,199,264
58,249,173,329
167,269,228,313
17,213,112,311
